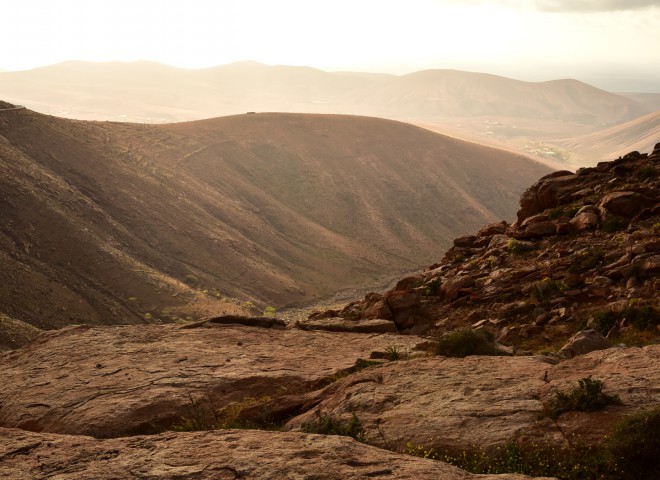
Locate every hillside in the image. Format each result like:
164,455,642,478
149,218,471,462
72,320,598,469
0,143,657,480
304,144,660,350
0,107,550,337
556,110,660,164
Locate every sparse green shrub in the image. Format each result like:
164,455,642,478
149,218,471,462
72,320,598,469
588,304,659,335
602,216,627,233
405,440,611,479
385,344,401,361
590,310,618,335
425,278,441,295
636,165,657,181
507,239,532,255
128,296,138,302
300,413,365,441
143,312,152,320
622,304,660,330
405,406,660,479
434,328,504,358
184,274,198,286
263,306,277,317
571,247,606,273
548,205,578,220
531,277,567,302
606,405,660,479
543,377,621,420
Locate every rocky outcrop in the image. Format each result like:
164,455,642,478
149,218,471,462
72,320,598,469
286,346,659,453
0,428,553,480
307,146,659,349
0,324,424,437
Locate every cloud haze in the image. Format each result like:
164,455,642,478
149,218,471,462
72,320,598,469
533,0,659,12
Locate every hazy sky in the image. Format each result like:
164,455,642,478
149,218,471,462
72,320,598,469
2,0,659,91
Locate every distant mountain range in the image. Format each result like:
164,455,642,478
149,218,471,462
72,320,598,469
0,61,649,126
0,107,550,332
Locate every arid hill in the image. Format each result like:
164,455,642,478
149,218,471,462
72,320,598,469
556,110,660,165
0,107,550,338
0,61,647,127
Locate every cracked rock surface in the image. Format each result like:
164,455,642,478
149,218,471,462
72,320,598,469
0,323,423,437
286,345,660,452
0,428,551,480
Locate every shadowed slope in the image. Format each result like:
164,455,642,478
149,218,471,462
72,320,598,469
0,108,550,332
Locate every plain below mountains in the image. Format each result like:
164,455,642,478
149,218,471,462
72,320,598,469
0,106,551,336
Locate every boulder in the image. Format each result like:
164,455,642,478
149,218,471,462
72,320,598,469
599,191,654,218
0,324,423,437
569,212,599,232
0,428,550,480
453,235,476,248
558,329,611,358
478,221,508,237
440,275,475,301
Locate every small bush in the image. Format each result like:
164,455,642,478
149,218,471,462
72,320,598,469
385,344,401,361
184,274,198,286
300,413,365,441
606,405,660,479
434,329,504,358
571,248,606,273
507,239,533,255
602,217,627,233
636,165,657,181
543,377,621,419
622,304,660,330
590,310,618,335
531,277,567,302
263,306,277,317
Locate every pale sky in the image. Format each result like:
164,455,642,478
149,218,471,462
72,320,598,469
2,0,660,91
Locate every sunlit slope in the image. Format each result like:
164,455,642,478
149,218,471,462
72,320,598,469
557,110,660,164
0,108,551,330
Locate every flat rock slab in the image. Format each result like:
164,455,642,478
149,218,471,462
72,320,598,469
287,346,660,452
0,324,423,438
296,316,397,333
0,427,554,480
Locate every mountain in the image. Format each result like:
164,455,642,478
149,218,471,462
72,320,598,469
0,61,648,127
556,110,660,164
0,107,551,335
339,69,649,125
619,92,660,111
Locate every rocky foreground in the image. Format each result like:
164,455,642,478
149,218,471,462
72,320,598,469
1,146,659,479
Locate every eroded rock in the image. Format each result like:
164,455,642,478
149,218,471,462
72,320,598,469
0,428,552,480
0,324,422,437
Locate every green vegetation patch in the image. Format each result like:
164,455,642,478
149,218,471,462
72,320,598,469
405,406,660,479
531,277,567,302
543,377,621,420
300,413,365,442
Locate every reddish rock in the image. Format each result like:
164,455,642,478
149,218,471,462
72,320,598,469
478,221,508,237
386,290,421,312
600,191,654,218
454,235,477,248
0,324,422,437
558,329,611,358
569,212,599,232
440,275,475,301
287,346,659,454
518,221,557,238
0,428,550,480
296,317,396,333
360,292,394,320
